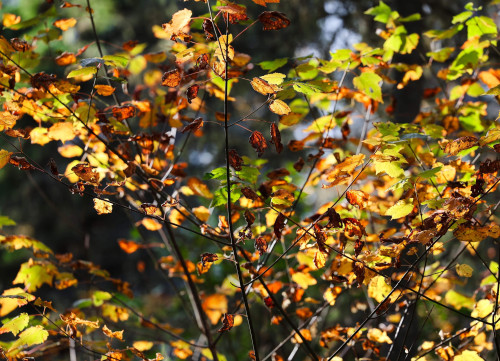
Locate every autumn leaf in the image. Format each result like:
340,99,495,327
118,239,142,254
228,149,243,171
102,325,124,341
258,11,291,31
162,69,182,87
53,18,77,31
269,99,291,115
270,123,283,153
456,264,473,277
8,325,49,352
353,72,383,102
181,117,203,133
0,313,29,336
162,9,192,40
95,84,115,96
55,52,77,66
218,313,235,333
385,199,414,219
251,77,279,95
186,84,200,103
443,136,478,155
255,236,268,255
346,190,369,209
93,198,113,215
202,294,228,325
249,131,268,156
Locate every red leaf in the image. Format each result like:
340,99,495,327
228,149,243,171
270,123,283,153
264,296,274,308
249,131,268,157
273,213,286,239
258,11,291,31
241,187,260,200
181,117,203,133
218,313,235,333
186,84,200,103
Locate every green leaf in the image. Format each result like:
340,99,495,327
452,11,473,24
0,313,29,336
424,24,463,40
103,54,129,68
293,82,322,96
260,73,286,85
426,47,454,62
259,58,288,72
385,199,414,219
92,291,112,307
294,63,318,80
8,325,48,352
236,166,260,184
353,72,382,102
67,67,98,78
12,262,56,292
365,1,393,23
204,167,228,182
399,13,421,22
0,216,16,229
416,166,442,179
331,49,352,61
466,16,497,42
444,290,474,310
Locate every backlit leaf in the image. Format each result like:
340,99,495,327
102,325,124,341
8,325,48,352
67,66,97,78
162,9,192,40
162,69,181,87
249,131,268,156
269,99,291,115
0,312,29,336
456,264,473,277
218,313,234,333
443,136,478,155
202,294,227,325
260,73,286,85
258,11,290,31
385,199,414,219
53,18,77,31
95,84,115,96
353,72,382,102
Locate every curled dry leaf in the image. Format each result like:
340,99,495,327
181,117,203,133
72,163,99,183
249,131,268,157
140,203,158,215
274,212,286,239
228,149,243,171
443,136,478,156
258,11,291,31
112,105,136,121
186,84,200,103
270,123,283,153
346,190,369,209
218,313,234,333
202,19,216,40
255,236,268,256
102,325,124,341
162,69,182,87
269,99,291,115
93,198,113,215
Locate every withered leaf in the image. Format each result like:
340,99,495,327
258,11,291,31
219,4,249,24
162,8,192,40
274,212,286,239
443,136,478,156
267,168,290,179
353,261,365,285
197,53,210,69
293,157,305,172
71,163,99,183
162,69,182,87
201,253,218,265
9,156,34,170
249,131,268,157
228,149,243,171
218,313,234,333
244,210,255,226
181,117,203,133
112,105,136,121
186,84,200,103
255,236,267,256
10,38,30,52
93,198,113,215
140,203,158,215
31,72,57,89
202,19,216,40
241,187,260,200
270,123,283,153
269,99,291,115
479,159,500,174
48,158,59,176
346,190,369,209
325,208,342,228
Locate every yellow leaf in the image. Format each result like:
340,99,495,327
368,275,392,303
471,299,494,319
133,341,154,351
454,350,485,361
93,198,113,215
291,272,317,289
140,218,163,231
3,13,21,28
313,250,328,269
251,77,279,95
193,206,210,222
102,325,124,341
58,144,83,158
260,72,286,85
95,85,116,96
269,99,291,115
292,329,312,344
48,122,76,143
30,127,51,146
456,263,473,277
367,328,392,344
0,149,12,170
0,288,34,317
385,199,414,220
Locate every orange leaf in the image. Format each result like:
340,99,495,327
118,239,142,254
139,218,163,231
162,69,182,87
217,313,234,333
346,190,369,209
443,136,478,156
102,325,124,341
53,18,77,31
270,123,283,153
249,131,268,156
95,85,116,96
202,294,228,325
253,0,280,7
258,11,290,31
55,52,76,66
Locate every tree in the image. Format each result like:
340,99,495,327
0,1,499,360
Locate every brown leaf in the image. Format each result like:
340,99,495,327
293,157,305,172
71,163,99,183
443,136,478,156
219,4,249,24
254,236,267,256
244,210,255,226
353,261,365,285
228,149,243,171
241,187,260,200
258,11,290,31
249,131,268,157
186,84,200,103
274,213,286,239
251,77,279,95
9,156,33,170
162,69,182,87
202,19,216,40
31,72,57,89
10,38,30,52
270,123,283,153
267,168,290,179
140,203,158,215
218,313,234,333
162,9,192,40
181,117,203,133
